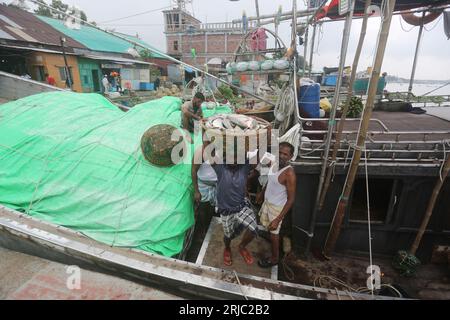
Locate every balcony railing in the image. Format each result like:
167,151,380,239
165,21,257,33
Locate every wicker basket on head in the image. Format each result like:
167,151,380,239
140,124,186,167
201,115,272,155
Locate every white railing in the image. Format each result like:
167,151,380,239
199,21,257,32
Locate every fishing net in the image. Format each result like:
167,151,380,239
392,250,421,277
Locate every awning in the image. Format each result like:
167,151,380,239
0,44,77,55
83,54,155,66
207,57,223,65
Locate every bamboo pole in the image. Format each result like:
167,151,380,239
323,0,397,258
302,10,309,76
410,155,450,255
407,12,425,101
319,0,372,212
304,1,355,257
308,22,318,78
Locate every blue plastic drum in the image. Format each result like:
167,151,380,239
299,83,321,118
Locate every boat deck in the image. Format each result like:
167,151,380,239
280,251,450,300
2,205,361,300
0,246,180,300
196,217,277,280
340,111,450,141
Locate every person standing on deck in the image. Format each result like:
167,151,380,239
256,142,296,268
192,144,259,267
102,75,110,94
181,92,205,134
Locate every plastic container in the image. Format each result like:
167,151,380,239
140,82,155,91
236,62,249,72
323,75,337,86
274,59,289,70
298,82,320,118
226,62,237,74
248,61,260,71
261,60,274,71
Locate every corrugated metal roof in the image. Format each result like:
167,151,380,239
0,4,85,49
0,28,15,40
36,15,168,60
38,15,145,55
113,32,167,60
83,54,155,66
4,25,37,42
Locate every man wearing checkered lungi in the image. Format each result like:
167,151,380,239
193,148,258,266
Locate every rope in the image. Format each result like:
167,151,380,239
281,252,295,282
329,159,337,183
233,271,249,300
274,84,296,136
399,15,416,32
440,140,450,182
364,143,375,297
112,148,142,247
293,225,314,238
280,123,302,160
343,142,352,169
314,275,404,298
424,14,443,32
422,82,450,96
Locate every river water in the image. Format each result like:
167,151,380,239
386,82,450,96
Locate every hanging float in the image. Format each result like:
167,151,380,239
401,9,443,26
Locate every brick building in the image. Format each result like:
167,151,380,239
163,7,256,67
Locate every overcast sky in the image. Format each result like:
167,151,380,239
8,0,450,80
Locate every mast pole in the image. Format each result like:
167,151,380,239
323,0,397,258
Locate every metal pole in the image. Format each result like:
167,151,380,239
323,0,397,258
407,12,425,101
27,0,275,106
308,22,317,78
255,0,261,27
304,1,355,257
292,0,300,123
60,37,72,89
318,0,372,212
302,2,310,76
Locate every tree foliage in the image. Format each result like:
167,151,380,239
33,0,88,23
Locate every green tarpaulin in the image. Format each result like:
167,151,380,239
0,92,231,257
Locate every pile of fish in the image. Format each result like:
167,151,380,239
203,114,267,133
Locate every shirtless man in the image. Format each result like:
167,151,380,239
256,142,296,268
181,92,205,133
